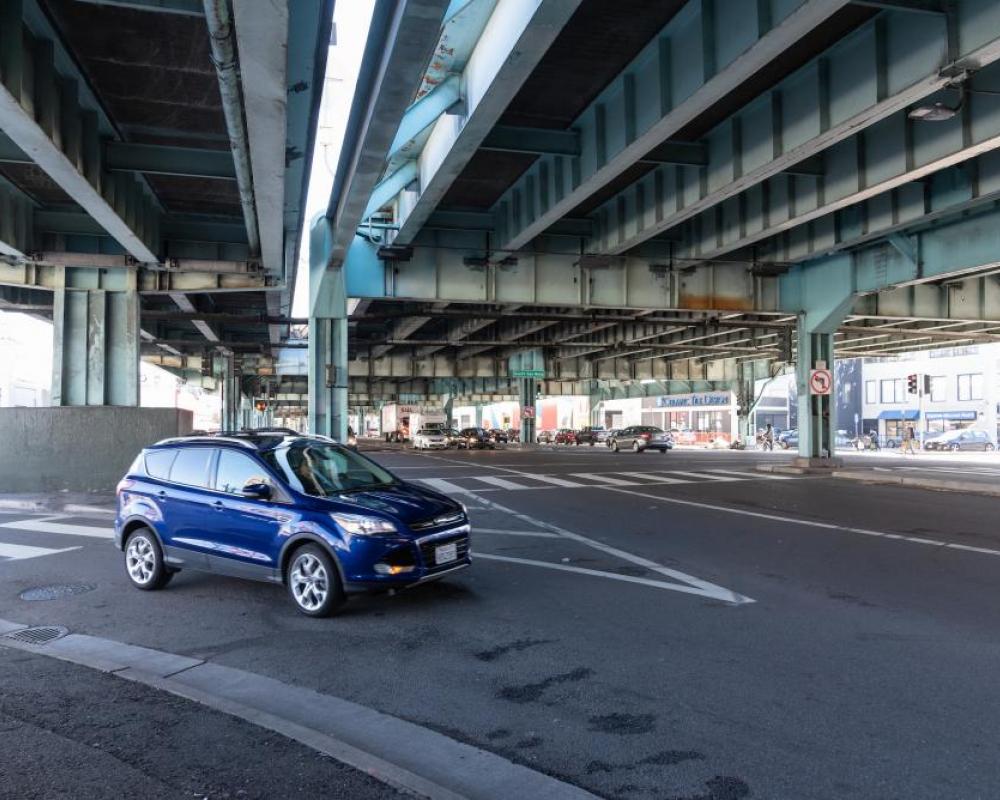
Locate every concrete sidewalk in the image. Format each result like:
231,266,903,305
833,469,1000,498
0,492,115,515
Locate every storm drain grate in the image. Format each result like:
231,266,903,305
19,584,96,602
4,626,68,646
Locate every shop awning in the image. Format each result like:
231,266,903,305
877,410,920,421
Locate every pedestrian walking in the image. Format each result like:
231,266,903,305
869,428,880,451
763,423,774,451
902,424,917,455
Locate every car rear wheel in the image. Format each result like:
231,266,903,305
287,545,344,617
632,441,641,453
125,528,172,591
612,440,619,452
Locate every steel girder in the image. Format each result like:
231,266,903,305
586,5,1000,258
383,0,582,246
0,262,269,293
490,0,859,252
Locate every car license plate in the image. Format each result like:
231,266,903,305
435,542,458,564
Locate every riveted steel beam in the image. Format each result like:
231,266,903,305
591,6,1000,256
390,0,582,245
493,0,859,252
0,261,268,293
481,125,581,157
105,142,236,179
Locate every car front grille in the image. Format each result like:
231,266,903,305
409,511,466,532
418,532,470,570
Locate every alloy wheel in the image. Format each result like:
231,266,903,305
290,553,329,612
126,535,156,585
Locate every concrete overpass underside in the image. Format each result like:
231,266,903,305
311,0,1000,457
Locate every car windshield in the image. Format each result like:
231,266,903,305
261,443,396,496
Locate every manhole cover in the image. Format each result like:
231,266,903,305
19,584,96,602
4,626,69,646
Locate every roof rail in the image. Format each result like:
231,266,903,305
152,435,256,449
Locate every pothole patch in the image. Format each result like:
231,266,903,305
3,625,69,646
19,584,96,602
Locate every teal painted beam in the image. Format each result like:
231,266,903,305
73,0,203,14
105,142,236,179
481,125,581,157
362,160,420,221
387,74,462,161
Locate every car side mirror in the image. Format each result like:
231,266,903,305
241,482,272,500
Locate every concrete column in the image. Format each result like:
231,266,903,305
214,354,239,431
308,316,348,441
796,318,837,460
51,276,139,406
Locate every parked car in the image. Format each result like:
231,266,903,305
554,428,577,445
443,428,462,447
536,429,555,444
490,429,509,444
609,426,673,453
924,429,996,451
605,428,624,447
574,427,605,446
457,427,496,449
114,431,470,617
412,427,448,450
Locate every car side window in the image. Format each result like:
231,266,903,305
168,448,213,488
215,449,272,495
144,449,176,479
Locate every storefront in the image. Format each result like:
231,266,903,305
924,409,979,434
877,409,920,444
642,391,737,445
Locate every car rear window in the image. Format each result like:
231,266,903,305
168,448,213,488
144,449,177,479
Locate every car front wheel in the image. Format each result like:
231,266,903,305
287,545,344,617
632,441,641,453
125,528,172,591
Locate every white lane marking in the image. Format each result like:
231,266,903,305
474,528,561,539
417,478,471,495
0,517,113,539
468,493,752,605
707,469,792,481
570,473,636,486
473,476,531,490
666,470,741,482
593,485,1000,560
475,553,751,603
0,542,80,561
615,472,689,484
525,474,585,488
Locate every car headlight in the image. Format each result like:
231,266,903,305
330,513,397,535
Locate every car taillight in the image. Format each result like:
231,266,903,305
116,478,134,495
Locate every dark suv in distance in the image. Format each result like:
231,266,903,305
574,427,605,446
114,432,470,617
457,427,496,449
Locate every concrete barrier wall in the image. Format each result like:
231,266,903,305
0,407,193,493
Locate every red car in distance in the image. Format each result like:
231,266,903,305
553,428,577,445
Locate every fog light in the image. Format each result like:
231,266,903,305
374,563,416,575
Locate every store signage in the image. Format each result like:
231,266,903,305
924,410,977,421
655,392,730,408
511,369,545,379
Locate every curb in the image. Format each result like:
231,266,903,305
0,498,115,516
0,620,599,800
833,470,1000,498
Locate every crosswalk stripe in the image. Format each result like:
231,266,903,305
528,474,585,487
615,472,690,484
665,470,741,482
0,542,80,561
0,519,113,539
706,469,791,480
474,475,530,490
570,472,636,486
418,478,470,495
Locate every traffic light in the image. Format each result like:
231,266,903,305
923,374,932,395
907,374,918,395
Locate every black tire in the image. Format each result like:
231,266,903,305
632,441,641,453
612,440,619,453
124,528,172,591
286,544,344,618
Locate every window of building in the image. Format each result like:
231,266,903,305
957,373,984,401
865,380,877,404
880,378,903,404
928,375,946,403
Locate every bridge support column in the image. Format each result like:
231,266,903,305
795,320,839,462
308,316,347,441
518,378,536,444
52,277,139,406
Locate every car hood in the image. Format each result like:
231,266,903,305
319,482,462,529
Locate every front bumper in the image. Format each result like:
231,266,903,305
341,523,471,591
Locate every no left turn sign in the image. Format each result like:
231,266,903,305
809,368,832,395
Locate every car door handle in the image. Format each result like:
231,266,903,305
212,500,224,511
156,490,167,498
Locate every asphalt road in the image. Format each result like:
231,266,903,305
2,445,999,799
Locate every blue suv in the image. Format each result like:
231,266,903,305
114,431,471,616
